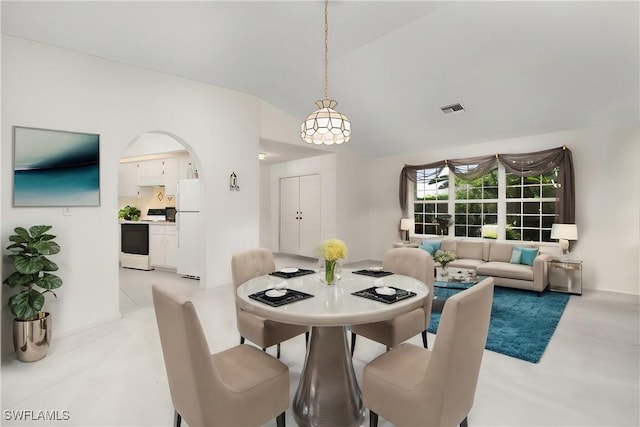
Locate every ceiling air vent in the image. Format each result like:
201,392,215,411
441,103,465,114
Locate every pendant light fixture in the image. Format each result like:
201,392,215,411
301,0,351,145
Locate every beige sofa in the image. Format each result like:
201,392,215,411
426,239,552,293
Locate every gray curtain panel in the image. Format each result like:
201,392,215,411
399,146,575,224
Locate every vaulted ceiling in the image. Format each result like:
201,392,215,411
2,1,638,159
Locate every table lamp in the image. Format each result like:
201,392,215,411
550,224,578,259
400,218,414,243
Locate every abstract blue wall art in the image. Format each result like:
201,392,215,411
13,126,100,207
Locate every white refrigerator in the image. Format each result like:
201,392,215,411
176,179,202,279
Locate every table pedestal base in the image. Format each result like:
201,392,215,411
293,326,365,427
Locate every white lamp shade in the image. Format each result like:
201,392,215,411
550,224,578,240
301,99,351,145
400,218,414,231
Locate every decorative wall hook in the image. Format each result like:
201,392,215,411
230,172,240,191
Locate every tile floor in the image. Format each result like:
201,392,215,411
1,255,639,427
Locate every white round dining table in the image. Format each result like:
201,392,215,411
236,268,429,427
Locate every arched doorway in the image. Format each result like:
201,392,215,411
117,131,203,314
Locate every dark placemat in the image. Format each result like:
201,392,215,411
269,268,316,279
249,289,314,307
352,269,394,278
352,286,416,304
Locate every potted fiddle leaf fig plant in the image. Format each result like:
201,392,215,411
2,225,62,362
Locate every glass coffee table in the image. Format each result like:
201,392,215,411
433,268,487,312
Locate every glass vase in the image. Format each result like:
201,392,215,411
320,259,340,285
440,265,449,280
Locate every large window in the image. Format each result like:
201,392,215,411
414,168,449,235
454,168,498,238
412,166,559,242
505,169,559,241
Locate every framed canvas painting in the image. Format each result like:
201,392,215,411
13,126,100,207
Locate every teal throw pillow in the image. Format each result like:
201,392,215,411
421,239,442,251
419,240,442,256
510,247,522,264
517,246,539,266
419,242,436,256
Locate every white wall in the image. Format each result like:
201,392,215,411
262,148,370,263
121,132,185,158
259,100,300,251
259,100,301,145
259,164,272,249
0,36,281,350
336,149,371,262
368,124,640,295
268,154,337,254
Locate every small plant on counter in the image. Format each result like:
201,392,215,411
2,225,62,320
118,205,141,221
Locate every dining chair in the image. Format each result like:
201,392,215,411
350,247,434,355
152,285,290,427
362,277,494,427
231,248,309,359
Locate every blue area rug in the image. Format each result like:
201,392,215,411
429,286,570,363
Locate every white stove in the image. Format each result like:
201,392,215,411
120,222,152,271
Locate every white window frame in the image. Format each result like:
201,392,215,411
504,169,559,242
413,167,450,236
409,164,558,242
453,168,499,239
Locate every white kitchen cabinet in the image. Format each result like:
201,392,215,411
279,174,321,257
118,162,141,197
120,154,194,195
137,159,164,186
149,226,164,267
149,224,178,269
165,225,178,268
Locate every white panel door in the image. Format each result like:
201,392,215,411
279,174,321,257
298,174,321,257
280,177,300,254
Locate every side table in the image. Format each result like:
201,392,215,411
548,259,583,295
392,242,419,248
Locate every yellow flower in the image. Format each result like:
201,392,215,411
318,239,347,261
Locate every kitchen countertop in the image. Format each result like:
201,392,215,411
119,220,176,225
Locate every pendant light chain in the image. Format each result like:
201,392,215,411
324,0,329,100
300,0,351,145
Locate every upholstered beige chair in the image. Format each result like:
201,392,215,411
350,247,435,354
231,248,309,358
152,285,290,427
362,277,494,427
